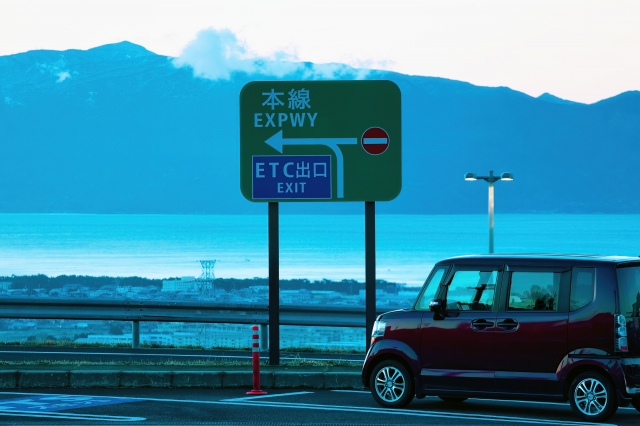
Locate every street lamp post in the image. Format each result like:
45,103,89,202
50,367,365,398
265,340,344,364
464,170,514,253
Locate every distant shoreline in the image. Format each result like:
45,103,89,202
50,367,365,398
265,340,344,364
0,274,412,295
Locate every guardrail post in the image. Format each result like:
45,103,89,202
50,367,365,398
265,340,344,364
132,321,140,349
260,324,269,351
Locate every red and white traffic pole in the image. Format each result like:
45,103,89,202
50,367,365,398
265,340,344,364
246,325,267,395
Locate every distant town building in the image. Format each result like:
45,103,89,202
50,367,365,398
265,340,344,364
162,277,198,292
90,289,113,298
172,332,198,347
139,333,172,346
78,335,131,345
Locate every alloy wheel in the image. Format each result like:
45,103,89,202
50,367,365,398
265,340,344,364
573,377,609,416
374,365,406,403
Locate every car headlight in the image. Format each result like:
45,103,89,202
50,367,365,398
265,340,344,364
372,320,386,338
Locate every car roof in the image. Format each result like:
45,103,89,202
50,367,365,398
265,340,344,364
438,253,640,266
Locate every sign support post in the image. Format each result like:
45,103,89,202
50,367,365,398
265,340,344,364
365,201,376,350
268,201,280,365
240,81,401,357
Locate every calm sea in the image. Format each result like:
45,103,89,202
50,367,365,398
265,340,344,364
0,214,638,286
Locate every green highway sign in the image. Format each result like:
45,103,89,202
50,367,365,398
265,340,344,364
240,80,401,202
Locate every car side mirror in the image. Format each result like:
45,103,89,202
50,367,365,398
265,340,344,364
429,298,444,313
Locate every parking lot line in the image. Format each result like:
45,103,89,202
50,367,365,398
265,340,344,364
329,391,637,411
248,400,613,426
0,391,144,401
223,391,314,402
133,395,614,426
0,410,145,421
0,391,625,425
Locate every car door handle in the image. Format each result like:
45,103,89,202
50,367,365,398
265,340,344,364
497,318,519,331
471,319,495,331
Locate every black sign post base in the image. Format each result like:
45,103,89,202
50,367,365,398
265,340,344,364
365,201,376,351
268,202,280,365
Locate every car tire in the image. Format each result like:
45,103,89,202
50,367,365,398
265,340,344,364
369,360,414,408
568,371,618,422
632,397,640,413
438,396,468,403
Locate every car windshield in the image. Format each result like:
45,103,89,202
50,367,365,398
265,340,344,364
616,266,640,318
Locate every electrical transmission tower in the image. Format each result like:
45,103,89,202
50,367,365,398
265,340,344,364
198,260,217,299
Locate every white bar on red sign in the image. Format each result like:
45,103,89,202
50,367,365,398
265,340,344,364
363,138,388,144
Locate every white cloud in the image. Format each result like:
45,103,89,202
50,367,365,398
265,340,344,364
2,0,638,102
37,59,74,83
173,28,370,81
56,71,71,83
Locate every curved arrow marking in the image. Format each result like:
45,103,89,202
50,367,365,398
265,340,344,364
265,131,357,198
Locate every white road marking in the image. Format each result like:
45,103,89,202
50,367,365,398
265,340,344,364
240,400,614,426
0,391,144,400
0,391,625,424
0,392,146,421
223,391,313,401
0,409,145,421
473,396,637,410
128,395,616,426
437,396,637,411
331,390,638,411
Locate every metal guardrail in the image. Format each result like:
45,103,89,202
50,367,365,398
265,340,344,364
0,297,394,350
0,297,388,327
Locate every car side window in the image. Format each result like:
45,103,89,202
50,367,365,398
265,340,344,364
444,269,498,311
570,267,595,311
508,270,570,311
415,267,447,310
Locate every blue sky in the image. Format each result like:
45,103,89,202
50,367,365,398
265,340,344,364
1,0,638,103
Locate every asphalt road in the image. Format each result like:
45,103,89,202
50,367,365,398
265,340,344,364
0,346,364,364
0,388,638,426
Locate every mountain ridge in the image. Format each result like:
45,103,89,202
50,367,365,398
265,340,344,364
1,42,639,214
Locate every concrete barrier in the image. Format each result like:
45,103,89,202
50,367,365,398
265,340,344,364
222,371,274,388
0,369,365,390
18,370,69,388
273,372,325,389
0,371,17,388
172,371,223,388
121,371,172,388
70,370,120,388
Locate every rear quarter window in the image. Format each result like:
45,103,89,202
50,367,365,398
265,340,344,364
617,266,640,317
570,267,595,311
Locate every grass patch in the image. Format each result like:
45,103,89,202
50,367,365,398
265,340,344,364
0,358,357,368
0,340,365,354
268,358,358,368
281,346,365,354
0,359,251,367
1,340,131,348
0,359,252,367
0,340,249,351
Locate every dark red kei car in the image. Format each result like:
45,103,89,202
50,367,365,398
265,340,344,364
362,254,640,422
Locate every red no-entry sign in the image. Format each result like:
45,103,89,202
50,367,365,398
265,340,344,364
361,127,389,155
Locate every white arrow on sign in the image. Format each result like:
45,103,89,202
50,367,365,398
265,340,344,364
265,130,357,198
